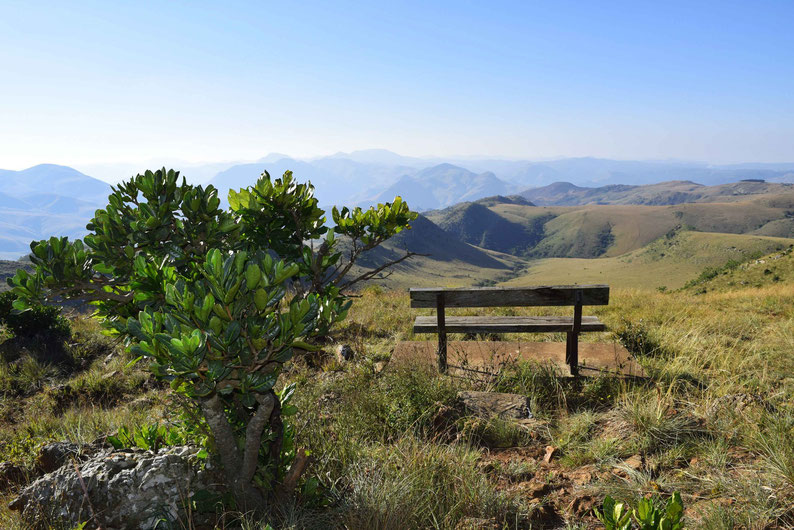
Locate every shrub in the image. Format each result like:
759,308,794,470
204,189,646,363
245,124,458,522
0,291,70,340
7,168,417,512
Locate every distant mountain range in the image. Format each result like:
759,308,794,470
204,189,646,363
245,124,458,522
0,165,111,259
3,152,794,259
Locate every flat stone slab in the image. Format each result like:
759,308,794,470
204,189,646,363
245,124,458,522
458,391,533,420
392,341,645,378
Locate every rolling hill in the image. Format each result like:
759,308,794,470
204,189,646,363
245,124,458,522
346,215,524,288
430,192,794,259
519,180,794,206
0,164,110,203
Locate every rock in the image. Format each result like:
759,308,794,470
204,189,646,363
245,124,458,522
10,445,225,529
373,360,387,374
0,462,26,490
36,442,81,473
336,344,354,362
457,391,532,421
543,446,557,464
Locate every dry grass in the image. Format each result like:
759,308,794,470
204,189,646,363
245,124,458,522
0,282,792,528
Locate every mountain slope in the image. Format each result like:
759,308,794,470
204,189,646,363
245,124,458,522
425,191,794,260
346,215,525,288
367,164,511,210
427,202,544,255
0,165,112,259
1,165,110,202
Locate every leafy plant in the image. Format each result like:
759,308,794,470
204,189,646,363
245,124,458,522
107,423,200,453
596,496,631,530
7,168,417,513
595,493,684,530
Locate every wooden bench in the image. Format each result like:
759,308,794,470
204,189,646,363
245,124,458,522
410,285,610,375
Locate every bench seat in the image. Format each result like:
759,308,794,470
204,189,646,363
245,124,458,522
414,315,606,334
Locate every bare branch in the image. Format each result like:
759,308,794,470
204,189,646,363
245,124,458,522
337,251,425,290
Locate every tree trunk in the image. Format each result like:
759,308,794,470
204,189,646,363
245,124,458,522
200,393,269,513
267,393,284,492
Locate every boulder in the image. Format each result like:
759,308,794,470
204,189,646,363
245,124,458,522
457,391,533,421
10,445,225,529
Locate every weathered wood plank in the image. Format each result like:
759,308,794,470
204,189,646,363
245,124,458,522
409,285,609,308
413,315,606,334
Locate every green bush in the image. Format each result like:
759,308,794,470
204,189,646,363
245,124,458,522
0,291,70,340
7,168,416,513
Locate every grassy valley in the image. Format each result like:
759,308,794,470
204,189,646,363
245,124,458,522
503,230,794,290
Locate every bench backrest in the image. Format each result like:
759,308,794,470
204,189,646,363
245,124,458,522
409,285,609,308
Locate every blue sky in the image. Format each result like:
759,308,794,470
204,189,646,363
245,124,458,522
1,0,793,168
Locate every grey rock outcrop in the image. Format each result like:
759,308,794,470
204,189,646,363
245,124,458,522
10,445,225,529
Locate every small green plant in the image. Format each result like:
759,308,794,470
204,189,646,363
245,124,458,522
596,493,684,530
596,496,631,530
107,423,196,453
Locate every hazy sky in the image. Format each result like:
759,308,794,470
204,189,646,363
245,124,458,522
2,0,793,169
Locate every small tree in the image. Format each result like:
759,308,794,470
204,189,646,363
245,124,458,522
8,168,417,511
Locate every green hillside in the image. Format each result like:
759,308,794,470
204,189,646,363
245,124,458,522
683,245,794,293
478,193,794,258
347,215,526,288
501,230,794,290
426,202,543,254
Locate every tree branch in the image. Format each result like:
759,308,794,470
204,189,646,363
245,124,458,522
337,251,425,290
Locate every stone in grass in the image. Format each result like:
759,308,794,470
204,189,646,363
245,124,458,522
457,391,533,422
336,344,354,362
10,445,225,530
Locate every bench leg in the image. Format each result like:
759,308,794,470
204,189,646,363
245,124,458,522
438,329,447,373
566,332,579,377
436,293,447,373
